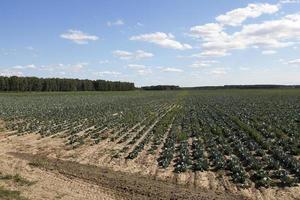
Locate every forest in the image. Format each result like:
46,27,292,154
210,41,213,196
0,76,135,92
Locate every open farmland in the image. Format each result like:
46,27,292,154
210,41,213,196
0,89,300,200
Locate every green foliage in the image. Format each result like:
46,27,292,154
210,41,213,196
0,186,27,200
0,76,135,92
177,132,188,142
0,173,34,186
1,89,300,189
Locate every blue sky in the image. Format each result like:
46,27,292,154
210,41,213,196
1,0,300,86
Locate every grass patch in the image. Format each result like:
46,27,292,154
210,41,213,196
0,186,27,200
0,173,34,186
177,132,188,141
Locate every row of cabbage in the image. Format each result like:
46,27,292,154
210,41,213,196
1,90,299,188
0,92,178,148
154,91,300,188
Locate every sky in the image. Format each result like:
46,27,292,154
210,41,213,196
0,0,300,87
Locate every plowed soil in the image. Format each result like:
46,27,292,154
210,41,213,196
10,152,244,200
1,129,299,200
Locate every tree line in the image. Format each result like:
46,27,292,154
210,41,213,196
141,85,180,90
223,85,300,89
0,76,135,92
141,84,300,91
184,85,300,90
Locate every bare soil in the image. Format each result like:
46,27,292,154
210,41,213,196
0,129,299,200
10,152,244,200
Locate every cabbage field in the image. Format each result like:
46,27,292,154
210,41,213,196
0,89,299,189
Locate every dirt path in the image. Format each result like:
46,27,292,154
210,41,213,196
11,152,244,200
0,151,123,200
0,132,122,200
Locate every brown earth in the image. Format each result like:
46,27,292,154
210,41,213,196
10,152,244,200
0,128,300,200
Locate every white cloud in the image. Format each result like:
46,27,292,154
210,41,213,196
127,64,146,69
135,50,154,59
193,50,230,58
96,71,121,76
12,64,36,70
136,22,144,27
190,23,226,40
190,60,219,68
71,63,88,72
113,50,153,60
286,58,300,66
127,64,152,75
0,62,89,78
280,0,300,4
130,32,192,50
189,13,300,57
99,60,110,64
38,63,88,74
60,30,98,44
160,67,183,72
137,68,152,75
107,19,124,27
209,67,228,75
0,69,24,77
189,23,238,57
137,68,152,76
112,50,132,60
216,3,280,26
25,46,34,51
235,14,300,48
262,50,277,55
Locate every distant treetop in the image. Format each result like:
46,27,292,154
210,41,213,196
141,85,180,90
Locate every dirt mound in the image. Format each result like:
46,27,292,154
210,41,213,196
12,152,245,200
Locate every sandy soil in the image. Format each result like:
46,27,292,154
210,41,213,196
0,134,123,200
0,127,299,200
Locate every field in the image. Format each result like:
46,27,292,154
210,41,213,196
0,89,300,200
